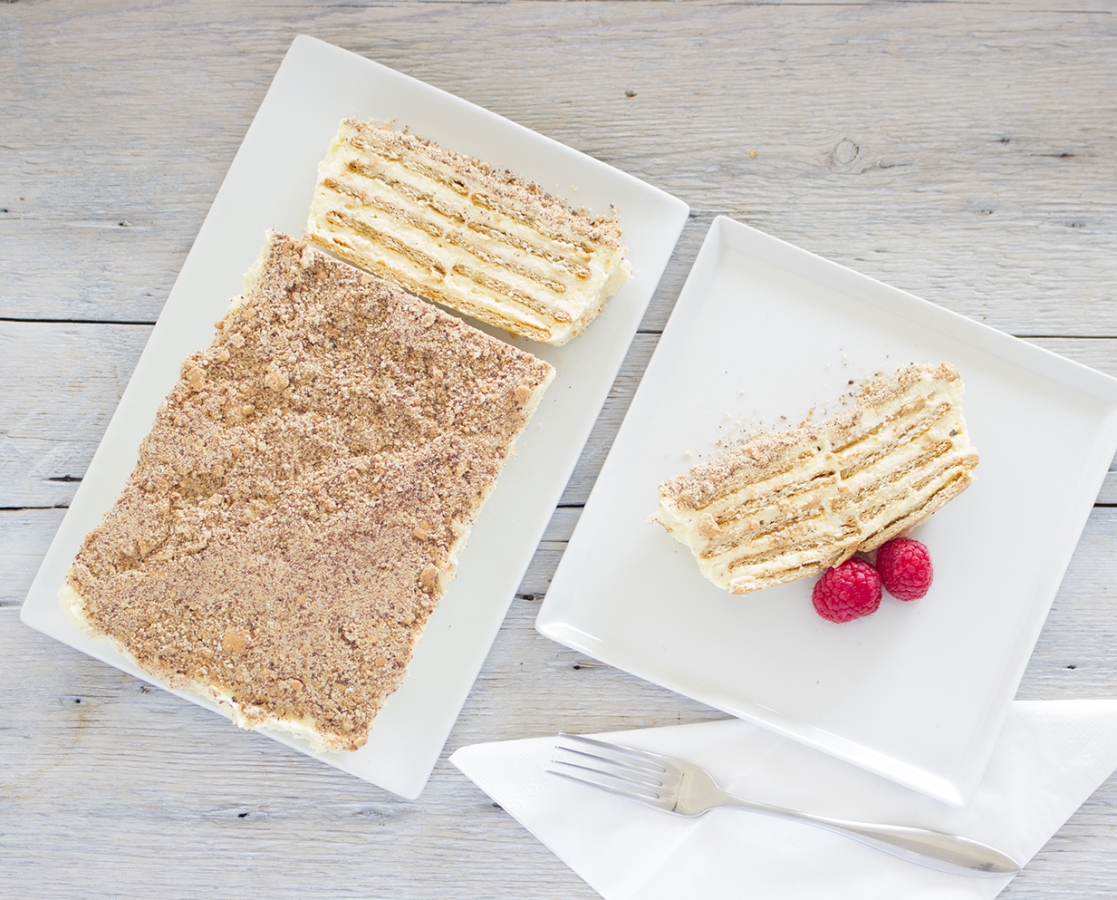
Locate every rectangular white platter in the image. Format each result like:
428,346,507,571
536,215,1117,806
21,35,689,800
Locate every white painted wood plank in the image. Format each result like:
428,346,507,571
5,324,1117,511
2,3,1115,335
0,508,66,607
541,506,581,545
0,322,151,507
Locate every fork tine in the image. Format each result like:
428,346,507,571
546,763,675,810
555,733,675,774
550,751,668,790
548,759,663,796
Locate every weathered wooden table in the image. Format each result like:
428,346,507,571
3,2,1116,896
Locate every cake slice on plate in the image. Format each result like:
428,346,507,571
651,363,979,595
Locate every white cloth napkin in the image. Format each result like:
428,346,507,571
450,701,1117,900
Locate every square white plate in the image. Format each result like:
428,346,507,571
536,215,1117,806
21,35,688,799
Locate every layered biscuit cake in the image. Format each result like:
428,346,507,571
651,363,979,595
306,118,631,346
61,232,554,751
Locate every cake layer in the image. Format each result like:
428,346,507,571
306,119,631,346
62,232,554,751
651,363,979,594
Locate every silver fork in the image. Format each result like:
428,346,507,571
549,733,1019,878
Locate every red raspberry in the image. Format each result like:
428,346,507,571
812,558,882,623
875,537,933,601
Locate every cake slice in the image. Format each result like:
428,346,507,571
651,363,979,595
61,232,554,751
306,118,631,346
826,364,979,552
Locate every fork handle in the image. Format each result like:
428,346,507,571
722,796,1019,877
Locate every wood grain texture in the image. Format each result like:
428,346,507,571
3,1,1117,898
3,2,1116,333
0,322,151,508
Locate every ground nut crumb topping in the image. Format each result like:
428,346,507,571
65,232,554,751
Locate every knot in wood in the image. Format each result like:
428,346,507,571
832,138,859,168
